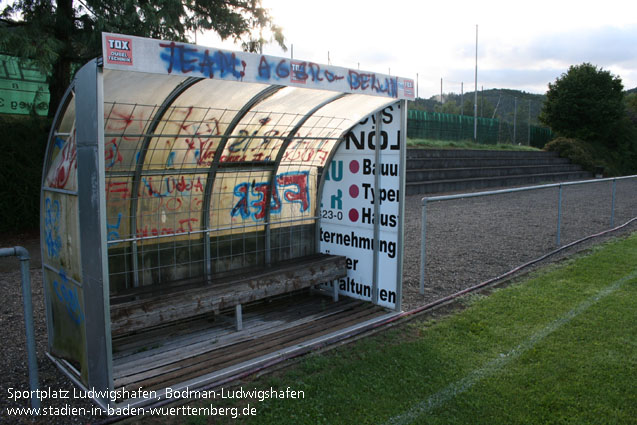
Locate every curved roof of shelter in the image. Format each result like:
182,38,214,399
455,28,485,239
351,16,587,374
46,33,414,194
95,32,414,174
100,68,401,174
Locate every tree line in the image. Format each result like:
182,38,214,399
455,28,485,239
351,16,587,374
1,0,286,118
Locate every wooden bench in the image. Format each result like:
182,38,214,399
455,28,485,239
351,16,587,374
110,254,347,337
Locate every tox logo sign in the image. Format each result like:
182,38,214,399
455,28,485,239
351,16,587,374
105,36,133,66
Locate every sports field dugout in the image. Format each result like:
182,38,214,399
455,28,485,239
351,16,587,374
40,32,413,409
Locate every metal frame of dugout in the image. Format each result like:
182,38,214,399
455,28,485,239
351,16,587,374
40,32,413,409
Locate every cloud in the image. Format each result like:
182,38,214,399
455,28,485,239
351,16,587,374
442,68,562,94
524,25,637,68
440,25,637,95
475,25,637,71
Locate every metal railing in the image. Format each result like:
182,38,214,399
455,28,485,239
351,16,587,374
420,175,637,294
0,246,39,412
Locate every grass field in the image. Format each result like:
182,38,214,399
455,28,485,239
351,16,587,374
407,138,541,151
150,233,637,425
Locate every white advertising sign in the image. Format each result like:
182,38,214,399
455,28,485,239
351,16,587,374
101,33,415,100
320,103,403,309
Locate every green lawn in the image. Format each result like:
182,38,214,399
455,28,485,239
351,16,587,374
407,138,541,151
151,233,637,425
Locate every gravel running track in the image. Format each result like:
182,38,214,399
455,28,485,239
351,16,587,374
1,177,636,424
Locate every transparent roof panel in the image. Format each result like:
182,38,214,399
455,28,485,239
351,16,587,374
102,70,189,174
142,79,271,170
58,91,76,135
220,87,340,163
282,95,396,168
297,94,395,140
45,91,77,190
103,69,189,105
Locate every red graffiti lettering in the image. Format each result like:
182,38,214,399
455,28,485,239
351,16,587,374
106,181,130,200
47,129,77,189
165,198,182,211
105,138,124,169
178,218,198,232
277,172,309,212
105,108,150,141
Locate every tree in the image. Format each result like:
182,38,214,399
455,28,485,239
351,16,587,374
626,92,637,125
539,63,624,147
461,97,494,119
1,0,285,117
435,98,460,114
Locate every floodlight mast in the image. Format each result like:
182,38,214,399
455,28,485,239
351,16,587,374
474,24,478,141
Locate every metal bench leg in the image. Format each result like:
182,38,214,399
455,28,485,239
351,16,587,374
332,279,339,302
235,304,243,331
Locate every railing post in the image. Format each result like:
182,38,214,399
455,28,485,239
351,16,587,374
611,178,617,228
556,184,563,247
0,247,39,412
420,199,428,295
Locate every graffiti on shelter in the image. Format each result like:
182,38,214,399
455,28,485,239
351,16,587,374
157,42,400,98
230,170,310,222
46,128,77,189
44,197,62,259
160,42,247,80
53,268,85,325
105,106,151,141
156,105,222,168
107,212,122,241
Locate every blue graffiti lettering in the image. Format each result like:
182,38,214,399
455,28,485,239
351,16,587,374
348,71,398,98
53,269,84,325
107,213,122,241
231,182,251,219
160,42,246,79
166,151,176,167
307,63,323,82
44,198,62,259
257,56,343,84
276,60,289,78
258,56,271,80
230,171,310,221
324,69,343,83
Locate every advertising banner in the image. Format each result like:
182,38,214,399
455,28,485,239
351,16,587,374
320,102,403,309
102,33,415,101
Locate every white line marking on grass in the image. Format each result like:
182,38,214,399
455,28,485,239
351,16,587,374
386,269,637,425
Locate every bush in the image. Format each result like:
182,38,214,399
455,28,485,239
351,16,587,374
0,114,50,233
544,137,596,172
544,135,637,177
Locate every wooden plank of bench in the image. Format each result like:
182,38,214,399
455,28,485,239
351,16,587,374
112,293,322,358
110,254,347,337
112,298,363,379
113,302,384,392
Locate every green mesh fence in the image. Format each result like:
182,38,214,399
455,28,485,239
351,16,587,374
407,110,553,147
529,126,553,148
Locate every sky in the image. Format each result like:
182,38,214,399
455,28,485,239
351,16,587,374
199,0,637,99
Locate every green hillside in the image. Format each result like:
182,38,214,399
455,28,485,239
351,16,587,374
410,89,546,126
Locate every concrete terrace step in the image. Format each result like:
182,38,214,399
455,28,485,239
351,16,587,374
407,157,571,169
406,171,592,196
405,148,593,195
407,164,585,182
407,148,560,159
